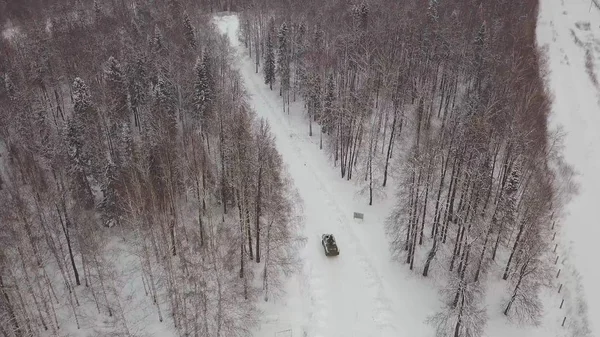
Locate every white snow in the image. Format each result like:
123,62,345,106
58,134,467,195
215,13,571,337
538,0,600,334
41,235,177,337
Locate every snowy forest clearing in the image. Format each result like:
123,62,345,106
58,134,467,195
215,13,570,337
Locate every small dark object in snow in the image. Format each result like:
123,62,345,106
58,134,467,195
575,21,591,31
321,234,339,256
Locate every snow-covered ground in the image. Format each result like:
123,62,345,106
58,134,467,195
41,235,177,337
538,0,600,335
215,13,572,337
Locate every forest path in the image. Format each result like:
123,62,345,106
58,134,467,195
215,14,408,337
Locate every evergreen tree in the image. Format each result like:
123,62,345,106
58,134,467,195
193,56,211,125
307,73,322,136
93,0,102,19
154,74,177,139
168,0,182,23
264,19,276,90
313,25,324,54
183,12,197,50
427,0,439,22
104,56,128,124
277,22,290,98
66,117,86,169
4,73,16,101
309,74,322,119
192,53,215,127
293,22,307,101
72,77,104,178
72,77,93,121
473,22,488,91
322,73,336,135
118,122,134,169
127,55,149,129
100,160,120,227
66,117,95,210
153,25,164,54
351,2,369,31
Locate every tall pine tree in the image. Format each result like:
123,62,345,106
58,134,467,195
100,160,120,227
183,12,197,50
277,22,290,100
72,77,104,179
264,19,276,90
105,57,127,120
192,53,214,129
322,73,336,135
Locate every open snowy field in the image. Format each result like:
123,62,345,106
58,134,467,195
538,0,600,335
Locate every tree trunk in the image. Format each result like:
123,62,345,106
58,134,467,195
405,170,416,253
57,204,81,286
170,208,177,256
220,119,227,217
383,106,397,187
409,168,422,270
442,150,464,244
503,222,524,280
368,155,373,205
453,293,464,337
244,190,253,261
491,225,503,261
453,243,471,308
309,105,313,136
263,220,273,301
255,166,262,263
449,225,464,272
238,189,245,279
504,262,527,315
474,224,492,282
255,28,260,73
419,161,432,245
320,126,323,150
423,161,447,277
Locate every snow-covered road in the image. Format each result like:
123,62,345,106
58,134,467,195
215,15,403,337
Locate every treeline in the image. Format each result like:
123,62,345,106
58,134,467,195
0,0,237,24
0,0,302,336
237,0,575,336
